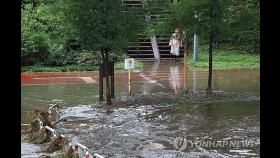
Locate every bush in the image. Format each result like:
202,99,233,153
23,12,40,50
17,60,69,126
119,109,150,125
21,4,51,65
46,50,78,66
21,2,71,66
76,50,101,66
46,49,103,67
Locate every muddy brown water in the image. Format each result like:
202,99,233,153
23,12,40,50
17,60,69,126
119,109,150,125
21,61,259,157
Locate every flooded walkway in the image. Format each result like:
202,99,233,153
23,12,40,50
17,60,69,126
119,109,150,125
21,60,260,157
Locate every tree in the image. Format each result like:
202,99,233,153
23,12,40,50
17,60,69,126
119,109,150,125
21,1,72,65
155,0,223,94
155,0,220,94
220,0,259,53
206,0,223,94
66,0,143,105
21,4,51,65
155,0,259,94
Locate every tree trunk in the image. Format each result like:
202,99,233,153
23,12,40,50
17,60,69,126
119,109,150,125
110,61,115,98
99,49,105,101
206,1,214,95
206,34,213,94
99,63,103,101
104,49,111,105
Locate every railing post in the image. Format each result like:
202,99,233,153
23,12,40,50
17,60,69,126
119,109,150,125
193,34,199,63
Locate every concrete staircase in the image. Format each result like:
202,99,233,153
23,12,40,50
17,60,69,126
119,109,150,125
122,0,183,61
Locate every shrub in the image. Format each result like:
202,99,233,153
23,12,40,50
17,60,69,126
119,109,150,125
76,50,101,66
21,4,51,65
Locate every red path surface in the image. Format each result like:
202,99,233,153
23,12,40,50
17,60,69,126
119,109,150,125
21,71,170,85
21,72,98,85
21,61,194,86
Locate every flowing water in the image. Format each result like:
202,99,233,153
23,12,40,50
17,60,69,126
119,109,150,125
21,61,260,157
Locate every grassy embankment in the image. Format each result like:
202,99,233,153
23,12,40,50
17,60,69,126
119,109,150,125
21,50,259,72
186,49,259,69
21,60,143,72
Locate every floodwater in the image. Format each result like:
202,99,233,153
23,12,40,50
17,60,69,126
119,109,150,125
21,60,260,157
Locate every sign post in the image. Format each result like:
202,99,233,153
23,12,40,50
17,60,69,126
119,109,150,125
125,58,134,95
184,38,188,92
184,53,188,92
193,34,199,63
128,69,131,95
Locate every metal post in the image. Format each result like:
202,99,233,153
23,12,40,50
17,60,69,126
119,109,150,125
44,126,57,137
128,69,131,95
94,153,105,158
111,61,115,98
193,34,199,63
48,104,58,114
76,142,89,154
184,53,188,92
99,64,104,101
193,69,197,92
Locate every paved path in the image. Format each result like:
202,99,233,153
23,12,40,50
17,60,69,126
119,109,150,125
21,61,192,86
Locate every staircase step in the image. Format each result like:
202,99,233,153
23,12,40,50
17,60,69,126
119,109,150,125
129,55,155,58
128,46,152,48
139,58,178,62
123,0,182,59
122,4,143,6
128,45,169,48
127,49,153,52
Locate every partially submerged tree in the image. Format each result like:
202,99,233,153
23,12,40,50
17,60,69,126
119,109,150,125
206,0,223,94
66,0,143,104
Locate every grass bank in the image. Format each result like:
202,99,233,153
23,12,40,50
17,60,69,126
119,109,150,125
186,49,259,69
22,50,259,72
21,60,143,72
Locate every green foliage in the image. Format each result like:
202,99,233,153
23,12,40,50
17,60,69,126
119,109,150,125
66,0,143,52
76,51,100,66
155,0,259,53
187,48,260,69
220,0,259,52
21,4,51,65
46,50,79,66
21,59,143,72
46,49,103,67
21,1,73,66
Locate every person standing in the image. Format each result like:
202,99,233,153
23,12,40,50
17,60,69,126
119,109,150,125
169,28,182,62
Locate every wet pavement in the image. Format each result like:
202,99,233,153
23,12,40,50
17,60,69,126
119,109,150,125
21,60,260,157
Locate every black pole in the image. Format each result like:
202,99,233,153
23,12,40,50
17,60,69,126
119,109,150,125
104,49,112,105
99,64,104,101
206,2,214,94
111,61,115,98
207,34,213,93
99,49,104,101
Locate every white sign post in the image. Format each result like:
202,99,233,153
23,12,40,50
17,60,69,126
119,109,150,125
125,58,134,70
125,58,134,95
